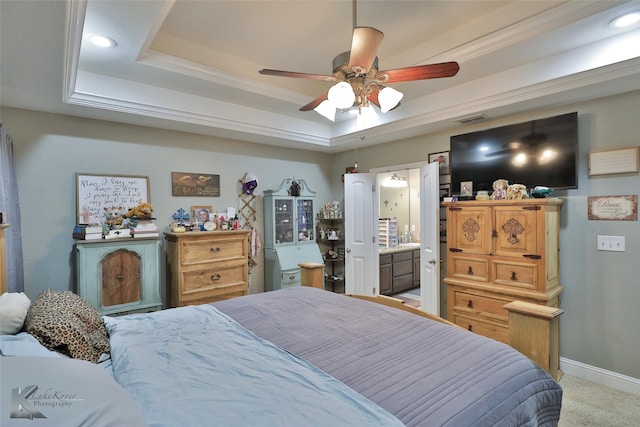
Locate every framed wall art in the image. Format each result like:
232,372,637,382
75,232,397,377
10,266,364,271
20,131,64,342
588,195,637,221
428,151,450,175
588,147,639,176
172,172,220,196
76,173,149,225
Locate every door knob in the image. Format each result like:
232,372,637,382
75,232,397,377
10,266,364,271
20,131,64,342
428,259,437,264
346,248,351,253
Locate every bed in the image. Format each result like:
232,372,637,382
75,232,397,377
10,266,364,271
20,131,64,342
0,287,562,426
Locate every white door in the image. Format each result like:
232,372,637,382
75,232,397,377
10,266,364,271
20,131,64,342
420,162,440,315
344,173,377,296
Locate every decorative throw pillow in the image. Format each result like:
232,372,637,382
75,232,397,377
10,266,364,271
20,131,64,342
0,292,31,334
24,289,110,363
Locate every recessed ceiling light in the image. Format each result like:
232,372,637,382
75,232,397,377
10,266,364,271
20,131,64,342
90,35,118,48
609,12,640,28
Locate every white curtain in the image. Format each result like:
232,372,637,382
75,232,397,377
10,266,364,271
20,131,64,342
0,123,24,292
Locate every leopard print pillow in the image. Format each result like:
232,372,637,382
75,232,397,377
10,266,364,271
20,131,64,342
25,289,109,363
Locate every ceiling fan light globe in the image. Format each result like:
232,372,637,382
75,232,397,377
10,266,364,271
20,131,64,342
379,87,404,113
314,100,336,121
328,82,356,109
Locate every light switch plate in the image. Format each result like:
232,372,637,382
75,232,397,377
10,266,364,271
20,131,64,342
597,235,625,252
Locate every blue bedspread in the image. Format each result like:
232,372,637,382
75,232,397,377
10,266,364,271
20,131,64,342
104,305,403,427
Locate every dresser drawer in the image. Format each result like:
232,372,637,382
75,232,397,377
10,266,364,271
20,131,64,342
393,259,413,276
451,290,509,322
281,269,301,287
177,283,247,306
449,255,489,282
392,274,413,292
392,250,413,262
180,238,245,265
451,313,509,344
181,263,246,294
493,260,537,289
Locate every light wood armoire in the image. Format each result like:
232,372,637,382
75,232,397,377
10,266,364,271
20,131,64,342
443,198,563,344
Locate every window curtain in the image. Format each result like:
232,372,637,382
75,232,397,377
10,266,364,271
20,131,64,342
0,123,24,292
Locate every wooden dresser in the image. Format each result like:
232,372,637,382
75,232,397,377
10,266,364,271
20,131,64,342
443,199,563,344
165,230,250,307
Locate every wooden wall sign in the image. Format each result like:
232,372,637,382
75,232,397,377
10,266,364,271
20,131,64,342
588,195,637,221
171,172,220,196
588,147,639,176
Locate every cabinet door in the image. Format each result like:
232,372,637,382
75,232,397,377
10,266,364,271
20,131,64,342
296,198,314,242
380,262,392,295
447,206,492,255
274,197,294,245
101,249,141,307
493,206,538,258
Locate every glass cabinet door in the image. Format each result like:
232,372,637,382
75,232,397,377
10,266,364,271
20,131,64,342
296,198,314,242
274,198,294,245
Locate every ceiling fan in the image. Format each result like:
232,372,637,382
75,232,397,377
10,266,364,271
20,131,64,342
258,1,460,121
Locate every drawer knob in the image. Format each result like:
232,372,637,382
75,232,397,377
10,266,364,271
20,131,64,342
467,266,474,275
288,275,296,280
511,271,518,281
210,247,221,252
210,273,221,281
117,275,125,280
467,300,473,309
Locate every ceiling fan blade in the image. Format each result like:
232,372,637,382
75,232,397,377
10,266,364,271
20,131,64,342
259,69,337,82
348,27,384,74
376,61,460,83
300,93,328,111
368,90,380,108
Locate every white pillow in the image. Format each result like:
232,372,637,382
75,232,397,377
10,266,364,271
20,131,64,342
0,292,32,334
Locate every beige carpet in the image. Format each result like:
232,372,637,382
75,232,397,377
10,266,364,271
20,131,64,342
559,374,640,426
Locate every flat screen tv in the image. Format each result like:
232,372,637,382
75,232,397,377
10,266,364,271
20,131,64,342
450,112,578,195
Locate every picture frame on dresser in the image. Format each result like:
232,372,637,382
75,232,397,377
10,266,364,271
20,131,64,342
192,206,212,224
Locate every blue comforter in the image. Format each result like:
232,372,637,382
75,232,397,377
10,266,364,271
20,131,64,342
104,305,403,427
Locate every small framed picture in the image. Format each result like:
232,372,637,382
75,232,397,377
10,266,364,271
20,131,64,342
429,151,450,175
439,183,451,200
461,181,473,197
192,206,212,225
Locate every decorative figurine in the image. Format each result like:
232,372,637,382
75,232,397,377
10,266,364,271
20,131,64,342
506,183,529,199
491,179,509,200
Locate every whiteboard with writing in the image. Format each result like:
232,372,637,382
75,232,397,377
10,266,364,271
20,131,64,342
76,173,150,225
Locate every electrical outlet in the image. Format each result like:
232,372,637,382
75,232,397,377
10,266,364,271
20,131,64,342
597,235,625,252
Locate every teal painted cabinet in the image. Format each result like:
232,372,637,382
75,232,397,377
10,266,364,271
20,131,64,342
263,178,323,291
75,238,162,315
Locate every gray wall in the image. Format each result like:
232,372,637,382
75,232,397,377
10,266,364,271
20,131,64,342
330,90,640,380
2,107,333,299
3,89,639,380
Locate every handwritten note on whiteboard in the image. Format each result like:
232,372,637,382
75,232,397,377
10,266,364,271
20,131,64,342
76,173,150,225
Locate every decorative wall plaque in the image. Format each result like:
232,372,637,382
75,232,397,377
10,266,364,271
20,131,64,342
588,195,637,221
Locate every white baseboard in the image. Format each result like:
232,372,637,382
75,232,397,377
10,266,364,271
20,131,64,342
560,357,640,396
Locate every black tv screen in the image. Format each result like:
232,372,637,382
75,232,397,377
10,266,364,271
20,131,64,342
450,112,578,195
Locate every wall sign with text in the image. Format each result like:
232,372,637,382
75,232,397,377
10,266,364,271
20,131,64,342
588,195,637,221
